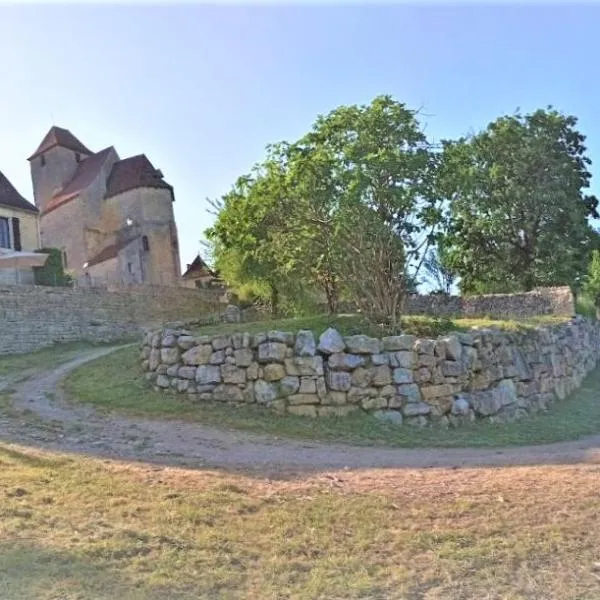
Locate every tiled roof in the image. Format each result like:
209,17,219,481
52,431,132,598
43,147,115,216
86,237,135,268
106,154,172,199
182,254,217,279
0,170,38,213
28,126,93,161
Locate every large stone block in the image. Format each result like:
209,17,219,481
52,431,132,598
317,328,345,355
371,365,392,386
294,330,316,356
254,380,278,405
258,342,287,363
212,384,244,403
232,348,253,367
442,336,462,361
264,363,286,382
361,396,388,411
212,336,232,351
156,374,171,388
396,383,422,403
268,330,294,345
382,335,415,351
221,364,246,385
328,353,366,371
160,347,180,365
402,402,431,417
322,391,348,406
209,350,226,365
388,351,416,369
351,367,371,388
345,335,381,354
298,377,317,394
393,368,414,384
284,356,324,376
149,348,160,371
182,345,213,366
421,384,453,401
177,335,196,350
178,366,197,380
327,370,352,391
279,376,300,396
196,365,222,385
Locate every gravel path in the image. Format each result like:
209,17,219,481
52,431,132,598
1,346,600,473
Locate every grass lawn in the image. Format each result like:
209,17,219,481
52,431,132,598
191,313,570,339
0,442,599,599
64,345,600,448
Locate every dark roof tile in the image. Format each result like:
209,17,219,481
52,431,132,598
28,126,93,161
0,170,38,213
182,254,216,279
106,154,172,199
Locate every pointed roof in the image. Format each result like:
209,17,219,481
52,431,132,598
182,254,217,279
28,126,93,161
43,147,115,215
0,170,38,213
105,154,172,199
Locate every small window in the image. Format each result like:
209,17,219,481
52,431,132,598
75,153,81,163
40,155,46,167
62,251,68,269
11,218,21,251
127,262,133,274
0,218,10,249
142,235,150,252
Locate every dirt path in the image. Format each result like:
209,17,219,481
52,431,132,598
1,346,600,473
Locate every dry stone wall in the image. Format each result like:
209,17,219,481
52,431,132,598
141,316,600,426
0,284,225,355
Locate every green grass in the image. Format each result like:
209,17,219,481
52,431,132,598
192,312,570,339
64,345,600,448
1,443,599,599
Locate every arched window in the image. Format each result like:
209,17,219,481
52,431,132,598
142,235,150,252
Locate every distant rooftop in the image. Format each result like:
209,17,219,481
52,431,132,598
28,126,93,161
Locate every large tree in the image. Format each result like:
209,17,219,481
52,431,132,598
439,108,599,293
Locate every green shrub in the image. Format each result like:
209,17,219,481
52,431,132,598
33,248,74,287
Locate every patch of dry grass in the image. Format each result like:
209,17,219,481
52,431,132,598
0,443,599,599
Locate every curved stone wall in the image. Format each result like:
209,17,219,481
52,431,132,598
140,316,600,426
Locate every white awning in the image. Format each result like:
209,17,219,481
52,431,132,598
0,249,49,269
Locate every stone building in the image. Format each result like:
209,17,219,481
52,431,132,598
28,126,181,286
0,169,47,284
181,253,221,289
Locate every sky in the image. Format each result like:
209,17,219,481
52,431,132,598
0,3,599,272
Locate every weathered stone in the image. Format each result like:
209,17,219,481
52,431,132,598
221,364,246,385
361,396,388,411
298,377,317,394
196,365,222,385
373,410,403,424
158,347,178,365
421,384,453,401
414,339,436,355
166,365,179,377
233,348,254,367
327,370,352,391
141,359,150,371
263,363,286,382
223,304,241,323
177,335,196,350
170,377,179,389
451,396,470,416
328,353,366,371
140,346,151,360
288,405,318,417
151,332,161,348
512,347,532,381
396,383,422,403
182,345,212,366
371,365,392,386
322,391,348,405
382,335,415,351
317,328,345,355
402,402,431,417
285,348,294,358
254,380,278,405
258,342,287,363
251,333,267,348
441,360,463,377
156,375,170,388
345,335,381,354
318,405,358,417
243,386,255,403
316,377,327,399
294,330,317,356
417,354,436,368
230,333,244,350
177,379,190,393
288,394,320,405
497,378,517,406
279,376,300,396
351,367,371,388
379,384,396,397
268,330,294,345
212,384,244,403
156,364,168,375
178,366,197,380
392,368,414,384
371,353,389,366
161,334,177,348
348,387,377,404
388,351,416,369
468,390,502,416
415,367,432,383
196,384,216,394
442,336,462,361
225,347,234,357
209,350,226,365
434,340,446,357
212,336,231,351
284,356,324,376
246,362,259,380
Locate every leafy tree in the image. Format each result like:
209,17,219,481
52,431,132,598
439,108,599,293
422,241,455,295
582,249,600,313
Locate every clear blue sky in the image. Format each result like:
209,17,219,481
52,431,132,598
1,4,599,270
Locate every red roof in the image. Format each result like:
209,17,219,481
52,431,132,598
182,254,216,279
0,170,38,213
106,154,172,199
28,126,93,161
86,237,135,268
43,147,115,216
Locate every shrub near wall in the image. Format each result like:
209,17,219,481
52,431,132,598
141,316,600,426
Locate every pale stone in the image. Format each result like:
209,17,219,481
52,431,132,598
379,384,396,397
414,339,435,355
156,375,170,388
294,330,317,356
141,359,150,371
322,391,348,405
382,335,415,351
451,396,470,416
177,379,190,393
182,345,212,366
196,365,221,385
442,336,462,361
243,386,255,403
393,368,414,384
160,347,179,365
251,333,267,348
288,405,318,417
254,380,278,405
166,365,179,377
268,330,294,345
327,371,352,391
177,336,196,350
234,348,254,367
212,384,244,403
258,342,287,363
441,361,463,377
388,351,416,369
421,384,453,401
288,394,320,405
246,362,259,380
209,350,226,365
284,356,324,376
212,336,232,351
402,402,431,417
156,364,168,375
264,363,286,382
373,410,403,424
396,383,422,403
299,377,317,394
351,367,371,388
371,365,392,386
279,376,300,396
328,353,366,371
161,334,177,347
317,328,345,355
371,353,389,366
178,366,197,380
361,396,388,410
345,335,381,354
221,364,246,385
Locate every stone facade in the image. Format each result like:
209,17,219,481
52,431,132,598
404,286,575,319
0,284,225,355
142,316,600,426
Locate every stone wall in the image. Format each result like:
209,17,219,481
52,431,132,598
404,286,575,319
142,316,600,426
0,284,225,355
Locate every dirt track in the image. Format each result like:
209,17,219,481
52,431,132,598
1,346,600,474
